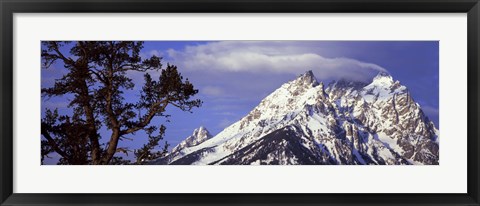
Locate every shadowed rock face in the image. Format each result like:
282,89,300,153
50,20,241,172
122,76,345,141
170,147,216,165
210,126,336,165
158,71,439,165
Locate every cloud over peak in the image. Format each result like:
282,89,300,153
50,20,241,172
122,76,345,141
167,41,387,82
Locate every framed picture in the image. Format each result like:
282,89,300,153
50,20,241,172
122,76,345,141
1,0,479,205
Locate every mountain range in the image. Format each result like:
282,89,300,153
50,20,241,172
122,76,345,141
151,71,439,165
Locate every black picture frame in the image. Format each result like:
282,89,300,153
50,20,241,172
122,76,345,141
1,0,479,205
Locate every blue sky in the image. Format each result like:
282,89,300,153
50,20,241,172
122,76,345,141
42,41,439,163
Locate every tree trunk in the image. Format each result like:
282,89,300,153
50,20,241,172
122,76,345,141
102,128,121,164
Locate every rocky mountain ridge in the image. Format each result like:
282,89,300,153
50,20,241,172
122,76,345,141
152,71,439,165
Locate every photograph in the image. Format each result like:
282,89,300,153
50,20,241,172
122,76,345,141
41,41,439,165
3,1,477,204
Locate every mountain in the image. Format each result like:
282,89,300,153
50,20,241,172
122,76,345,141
153,71,439,165
151,126,213,164
171,126,213,153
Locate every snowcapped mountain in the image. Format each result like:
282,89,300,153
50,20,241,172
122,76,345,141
152,71,439,165
152,126,213,164
171,126,213,153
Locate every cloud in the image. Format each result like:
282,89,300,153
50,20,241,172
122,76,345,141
140,49,164,60
214,112,237,116
202,86,224,96
167,41,387,82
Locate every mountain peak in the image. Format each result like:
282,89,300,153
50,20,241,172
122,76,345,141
171,126,213,153
372,72,394,84
362,72,395,91
193,126,211,137
294,70,319,87
304,70,315,77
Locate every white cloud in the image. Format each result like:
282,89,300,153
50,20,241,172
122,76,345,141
167,41,387,82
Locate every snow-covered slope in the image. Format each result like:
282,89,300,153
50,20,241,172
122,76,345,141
150,126,212,164
154,71,439,165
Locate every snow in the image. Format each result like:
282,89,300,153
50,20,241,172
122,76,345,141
434,128,440,143
191,146,230,165
362,94,377,103
159,71,438,165
377,146,395,162
306,113,328,134
375,132,405,154
250,160,261,165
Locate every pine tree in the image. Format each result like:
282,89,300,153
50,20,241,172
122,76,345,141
41,41,202,165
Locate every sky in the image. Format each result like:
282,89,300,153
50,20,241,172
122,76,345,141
41,41,439,163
